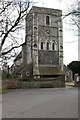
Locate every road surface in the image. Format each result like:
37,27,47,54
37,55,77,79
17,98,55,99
2,88,78,118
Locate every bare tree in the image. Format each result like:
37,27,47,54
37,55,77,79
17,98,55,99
0,0,32,58
0,0,79,65
63,0,80,30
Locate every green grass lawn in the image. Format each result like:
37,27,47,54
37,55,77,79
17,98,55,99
0,88,8,93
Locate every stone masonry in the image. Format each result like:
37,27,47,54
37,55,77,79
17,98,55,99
22,6,64,78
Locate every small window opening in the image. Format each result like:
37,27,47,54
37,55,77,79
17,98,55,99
26,72,30,76
52,43,55,50
34,44,37,48
47,42,49,50
46,16,50,25
41,42,43,50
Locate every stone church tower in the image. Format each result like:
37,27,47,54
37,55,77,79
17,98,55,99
22,6,64,78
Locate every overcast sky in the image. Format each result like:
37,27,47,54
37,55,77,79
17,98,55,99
5,0,78,66
33,0,78,65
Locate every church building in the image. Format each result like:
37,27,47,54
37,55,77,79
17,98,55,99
21,6,64,79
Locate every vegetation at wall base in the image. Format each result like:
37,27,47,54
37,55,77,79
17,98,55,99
0,88,9,93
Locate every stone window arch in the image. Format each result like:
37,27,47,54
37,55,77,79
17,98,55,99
47,42,49,50
41,42,43,50
26,72,30,76
52,43,55,50
52,41,57,51
46,15,50,25
47,42,50,50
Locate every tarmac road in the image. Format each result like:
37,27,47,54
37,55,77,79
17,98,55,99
2,88,78,118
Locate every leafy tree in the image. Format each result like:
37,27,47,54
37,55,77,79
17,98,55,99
67,61,80,80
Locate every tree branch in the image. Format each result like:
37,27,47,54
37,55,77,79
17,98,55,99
1,43,25,56
63,10,80,19
0,1,12,15
0,1,30,52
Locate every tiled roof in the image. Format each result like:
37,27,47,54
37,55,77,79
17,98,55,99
14,62,32,74
14,51,22,62
14,63,25,74
38,66,64,75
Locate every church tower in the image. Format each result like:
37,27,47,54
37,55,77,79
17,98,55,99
22,6,64,78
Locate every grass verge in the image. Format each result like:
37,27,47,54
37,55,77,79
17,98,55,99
0,89,9,93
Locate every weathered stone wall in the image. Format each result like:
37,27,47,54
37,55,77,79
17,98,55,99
38,50,59,65
24,6,63,76
25,14,33,64
21,63,33,78
18,75,65,88
32,6,62,16
22,44,27,64
2,75,65,89
38,26,58,37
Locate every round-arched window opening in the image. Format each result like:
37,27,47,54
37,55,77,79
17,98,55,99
46,30,50,34
34,26,38,29
66,72,69,75
47,42,50,50
52,43,55,50
34,44,37,48
60,45,63,49
46,16,50,25
59,29,62,32
26,72,30,76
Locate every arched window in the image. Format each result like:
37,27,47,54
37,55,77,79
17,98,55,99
46,16,50,25
52,43,55,50
41,42,43,50
47,42,49,50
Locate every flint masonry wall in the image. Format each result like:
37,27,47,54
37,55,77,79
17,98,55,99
23,6,64,77
38,50,59,65
31,7,63,70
